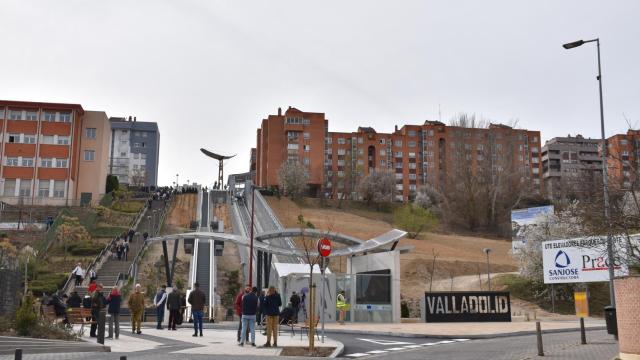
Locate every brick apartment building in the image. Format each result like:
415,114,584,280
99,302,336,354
541,135,603,200
253,106,543,201
606,129,640,189
0,100,110,206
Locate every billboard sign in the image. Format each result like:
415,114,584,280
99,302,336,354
424,292,511,323
542,237,629,284
511,205,554,252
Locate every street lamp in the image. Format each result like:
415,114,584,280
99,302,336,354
483,248,492,291
562,38,616,308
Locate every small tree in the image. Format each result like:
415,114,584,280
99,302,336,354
394,204,437,239
278,161,309,200
55,216,91,261
357,170,395,207
106,175,120,193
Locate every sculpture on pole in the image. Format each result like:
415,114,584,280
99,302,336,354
200,148,235,189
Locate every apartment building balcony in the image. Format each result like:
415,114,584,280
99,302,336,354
543,169,562,178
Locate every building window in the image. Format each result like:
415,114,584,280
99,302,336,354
380,149,386,156
408,141,416,147
55,158,68,168
3,179,16,196
409,173,417,180
57,136,70,145
0,109,4,119
395,162,403,169
380,160,386,167
325,137,332,144
19,180,32,197
25,111,37,120
408,163,417,169
287,131,299,140
53,180,65,198
43,111,56,121
337,138,346,145
133,164,139,170
303,132,310,139
59,112,72,122
6,157,18,166
303,157,310,165
408,152,416,158
379,139,386,145
21,158,34,167
8,134,19,143
394,140,403,147
141,153,147,160
24,134,36,144
84,150,95,161
395,173,403,179
133,153,140,159
133,142,141,148
358,137,364,144
358,148,364,156
337,148,346,155
120,152,127,157
9,110,22,120
287,143,299,150
41,158,53,167
38,181,50,197
395,151,403,157
142,132,148,138
42,135,54,144
304,145,311,152
86,128,97,139
408,130,417,137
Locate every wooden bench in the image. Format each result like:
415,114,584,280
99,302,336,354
292,315,320,340
67,308,95,336
41,305,65,325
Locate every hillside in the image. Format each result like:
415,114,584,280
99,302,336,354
265,196,518,301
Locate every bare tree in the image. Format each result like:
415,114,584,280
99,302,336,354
278,161,309,200
131,167,146,187
357,170,395,207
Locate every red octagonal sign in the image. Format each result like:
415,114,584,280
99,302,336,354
317,238,332,257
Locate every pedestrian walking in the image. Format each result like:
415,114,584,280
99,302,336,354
123,241,129,261
289,291,300,323
71,263,84,286
154,285,168,329
88,279,97,294
106,286,122,339
116,243,123,261
89,284,106,338
188,282,206,337
127,229,135,242
128,284,145,334
167,288,182,330
337,290,349,325
239,286,258,347
89,269,97,282
262,286,282,348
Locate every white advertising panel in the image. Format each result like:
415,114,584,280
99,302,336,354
542,237,629,284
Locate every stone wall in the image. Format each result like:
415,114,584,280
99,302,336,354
0,269,22,316
615,276,640,360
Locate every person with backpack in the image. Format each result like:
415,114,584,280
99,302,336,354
153,285,168,329
106,286,122,339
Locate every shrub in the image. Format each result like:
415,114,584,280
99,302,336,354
69,243,103,256
394,205,437,239
30,273,67,296
106,175,120,194
15,294,38,336
401,301,410,318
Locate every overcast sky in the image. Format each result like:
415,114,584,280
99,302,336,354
1,1,639,187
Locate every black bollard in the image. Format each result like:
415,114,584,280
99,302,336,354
580,317,587,345
536,321,544,356
97,310,106,345
14,348,22,360
120,357,127,360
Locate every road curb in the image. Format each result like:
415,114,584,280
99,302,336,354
303,325,608,339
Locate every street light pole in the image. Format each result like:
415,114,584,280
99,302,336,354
563,38,616,308
248,185,256,287
483,248,492,291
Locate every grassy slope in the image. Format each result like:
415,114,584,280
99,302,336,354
265,196,517,300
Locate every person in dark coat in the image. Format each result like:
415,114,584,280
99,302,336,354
262,286,282,347
188,283,206,337
289,291,301,323
167,288,182,330
90,284,106,338
67,291,82,308
235,288,247,343
239,286,258,347
106,287,122,339
154,285,168,330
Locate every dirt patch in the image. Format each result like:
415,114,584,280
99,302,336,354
265,196,517,304
279,346,336,357
214,202,242,318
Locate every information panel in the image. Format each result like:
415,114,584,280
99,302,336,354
424,292,511,323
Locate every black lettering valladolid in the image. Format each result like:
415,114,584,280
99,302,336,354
424,292,511,322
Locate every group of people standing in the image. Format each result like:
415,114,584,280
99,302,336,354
234,285,283,347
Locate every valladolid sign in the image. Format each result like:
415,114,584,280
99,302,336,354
424,292,511,322
542,237,629,284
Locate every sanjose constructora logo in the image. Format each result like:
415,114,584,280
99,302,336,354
424,292,511,322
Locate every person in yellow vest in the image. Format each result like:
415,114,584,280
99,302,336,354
336,290,349,325
128,284,145,334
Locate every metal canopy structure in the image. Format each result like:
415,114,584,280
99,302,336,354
200,148,235,189
148,228,406,259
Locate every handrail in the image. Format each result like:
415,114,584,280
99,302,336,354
61,197,150,294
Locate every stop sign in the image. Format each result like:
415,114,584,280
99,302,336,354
317,238,332,257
